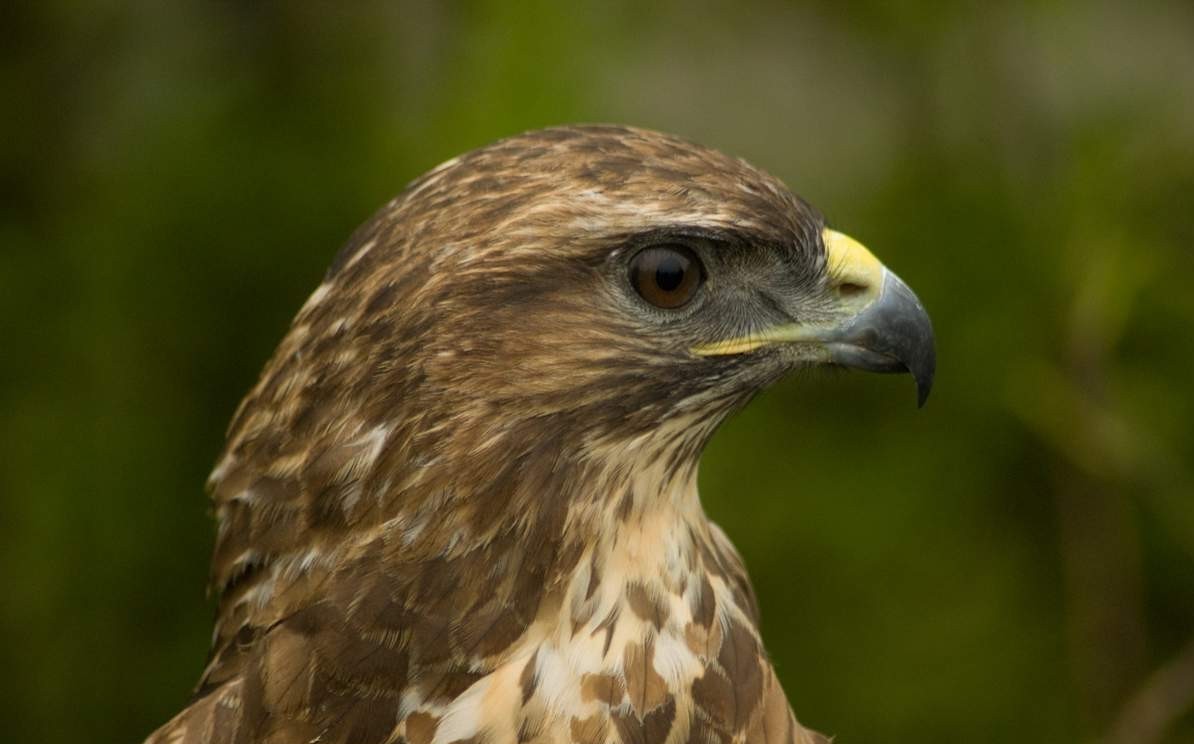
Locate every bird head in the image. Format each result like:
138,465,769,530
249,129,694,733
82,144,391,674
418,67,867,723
211,125,934,592
329,126,935,452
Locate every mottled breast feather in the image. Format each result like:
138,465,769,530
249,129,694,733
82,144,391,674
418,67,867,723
146,125,830,744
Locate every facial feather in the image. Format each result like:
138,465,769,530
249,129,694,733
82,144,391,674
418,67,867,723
149,125,838,744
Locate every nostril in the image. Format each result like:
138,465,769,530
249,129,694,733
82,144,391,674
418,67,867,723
838,282,868,297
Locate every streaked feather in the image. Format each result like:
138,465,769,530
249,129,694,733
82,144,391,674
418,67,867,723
147,125,830,744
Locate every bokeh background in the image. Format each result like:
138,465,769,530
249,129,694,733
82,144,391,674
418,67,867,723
4,1,1194,742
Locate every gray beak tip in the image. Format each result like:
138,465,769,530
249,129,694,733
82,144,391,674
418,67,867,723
916,368,934,409
911,330,936,409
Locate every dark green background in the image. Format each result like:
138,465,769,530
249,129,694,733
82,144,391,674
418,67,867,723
4,2,1194,742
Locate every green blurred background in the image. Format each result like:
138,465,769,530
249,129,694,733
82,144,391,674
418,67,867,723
4,1,1194,742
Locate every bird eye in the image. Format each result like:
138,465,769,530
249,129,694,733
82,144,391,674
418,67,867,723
629,244,703,309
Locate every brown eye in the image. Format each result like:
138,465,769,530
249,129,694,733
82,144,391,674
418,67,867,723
629,244,703,309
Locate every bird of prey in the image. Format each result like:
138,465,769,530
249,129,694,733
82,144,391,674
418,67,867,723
146,125,934,744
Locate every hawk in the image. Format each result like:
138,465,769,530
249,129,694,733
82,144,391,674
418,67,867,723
147,125,935,744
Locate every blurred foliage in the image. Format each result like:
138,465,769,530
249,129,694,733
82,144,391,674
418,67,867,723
3,1,1194,742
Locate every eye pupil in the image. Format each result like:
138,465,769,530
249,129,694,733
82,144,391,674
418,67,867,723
655,259,685,291
629,244,703,309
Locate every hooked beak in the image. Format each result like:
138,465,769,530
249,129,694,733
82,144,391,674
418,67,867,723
692,229,936,407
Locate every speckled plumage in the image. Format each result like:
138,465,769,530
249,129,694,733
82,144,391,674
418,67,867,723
147,125,834,744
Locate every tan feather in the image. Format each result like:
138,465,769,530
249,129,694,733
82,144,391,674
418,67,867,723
147,125,830,744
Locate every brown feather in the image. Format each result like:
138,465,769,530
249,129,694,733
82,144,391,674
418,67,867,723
147,125,829,744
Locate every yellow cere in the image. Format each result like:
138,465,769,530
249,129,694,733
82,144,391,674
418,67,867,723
822,229,884,302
